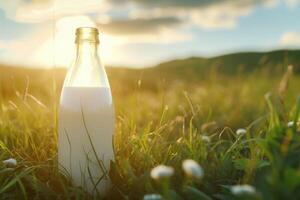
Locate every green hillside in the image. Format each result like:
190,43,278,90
144,49,300,80
1,49,300,78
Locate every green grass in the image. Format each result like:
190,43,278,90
0,59,300,199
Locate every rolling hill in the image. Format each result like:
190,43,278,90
142,49,300,80
0,49,299,91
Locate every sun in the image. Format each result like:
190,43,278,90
33,15,117,68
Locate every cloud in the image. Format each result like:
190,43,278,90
187,2,254,29
280,32,300,47
1,0,278,30
98,16,182,35
95,15,191,45
0,26,51,67
0,0,24,20
0,0,110,23
113,0,278,29
112,0,276,8
285,0,299,7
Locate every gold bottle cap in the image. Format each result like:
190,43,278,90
75,27,99,43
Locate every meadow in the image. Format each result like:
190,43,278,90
0,50,300,199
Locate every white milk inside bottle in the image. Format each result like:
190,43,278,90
58,27,114,195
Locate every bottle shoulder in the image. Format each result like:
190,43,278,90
63,58,110,87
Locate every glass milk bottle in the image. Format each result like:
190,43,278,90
58,27,114,195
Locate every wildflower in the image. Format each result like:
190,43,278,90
201,135,211,143
143,194,162,200
236,128,246,136
231,184,256,196
287,121,299,128
150,165,174,180
2,158,17,167
182,159,203,179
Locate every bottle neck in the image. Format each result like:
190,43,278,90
75,41,98,63
64,27,110,87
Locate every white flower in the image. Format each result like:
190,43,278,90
287,121,299,128
201,135,211,143
143,194,162,200
236,128,247,136
231,184,256,196
2,158,17,167
287,121,294,128
182,159,204,179
150,165,174,180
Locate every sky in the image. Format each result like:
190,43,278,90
0,0,300,68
